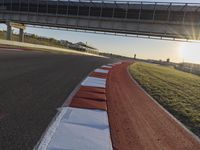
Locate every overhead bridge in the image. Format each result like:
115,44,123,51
1,0,200,41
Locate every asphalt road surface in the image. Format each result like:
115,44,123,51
0,49,113,150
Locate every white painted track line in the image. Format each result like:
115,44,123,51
37,108,68,150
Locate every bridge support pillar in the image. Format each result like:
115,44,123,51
19,28,24,42
6,22,12,40
5,21,26,42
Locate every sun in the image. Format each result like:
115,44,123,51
179,42,200,64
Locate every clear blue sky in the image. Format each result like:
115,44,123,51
1,0,200,64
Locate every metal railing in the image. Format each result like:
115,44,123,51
1,0,200,41
1,0,200,24
27,24,200,43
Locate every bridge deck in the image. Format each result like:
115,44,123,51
1,0,200,23
1,0,200,40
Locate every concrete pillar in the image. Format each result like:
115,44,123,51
19,28,24,42
6,22,12,40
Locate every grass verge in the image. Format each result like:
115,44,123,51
129,62,200,137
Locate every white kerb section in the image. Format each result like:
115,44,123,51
94,69,109,74
102,65,112,68
46,107,113,150
113,62,122,65
108,62,122,66
81,76,107,88
36,65,113,150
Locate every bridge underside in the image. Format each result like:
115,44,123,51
0,0,200,40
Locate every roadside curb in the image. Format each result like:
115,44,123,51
35,62,121,150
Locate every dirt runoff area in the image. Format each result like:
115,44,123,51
106,62,200,150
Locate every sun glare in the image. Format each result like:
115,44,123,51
179,42,200,64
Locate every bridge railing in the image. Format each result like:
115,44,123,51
1,0,200,25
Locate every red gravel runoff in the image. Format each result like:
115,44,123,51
106,62,200,150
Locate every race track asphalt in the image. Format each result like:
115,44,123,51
0,49,113,150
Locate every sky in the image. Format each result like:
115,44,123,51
1,0,200,64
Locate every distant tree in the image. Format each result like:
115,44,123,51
167,58,170,63
134,54,136,59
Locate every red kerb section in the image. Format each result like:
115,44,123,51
89,72,108,79
70,97,107,111
74,91,106,101
79,86,106,94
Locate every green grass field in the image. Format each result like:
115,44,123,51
129,62,200,137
